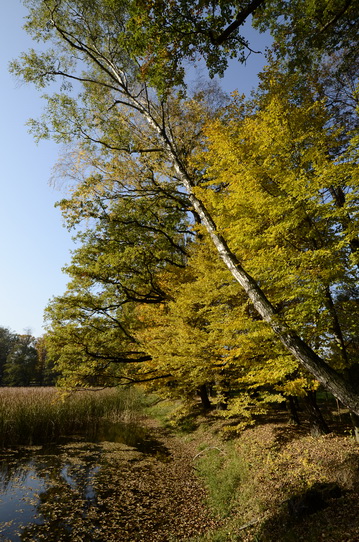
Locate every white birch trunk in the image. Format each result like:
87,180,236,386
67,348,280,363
166,141,359,415
41,17,359,415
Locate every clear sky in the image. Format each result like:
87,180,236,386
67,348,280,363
1,1,270,338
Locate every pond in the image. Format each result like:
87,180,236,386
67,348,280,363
0,422,171,541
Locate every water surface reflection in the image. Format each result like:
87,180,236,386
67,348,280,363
0,422,170,541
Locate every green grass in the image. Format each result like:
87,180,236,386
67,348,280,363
0,386,145,447
143,395,180,425
194,442,249,519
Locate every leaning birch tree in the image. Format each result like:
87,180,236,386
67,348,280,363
11,0,359,413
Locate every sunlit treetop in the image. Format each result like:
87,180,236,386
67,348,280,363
254,0,359,72
17,0,264,96
18,0,358,98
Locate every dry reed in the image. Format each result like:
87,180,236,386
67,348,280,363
0,386,143,447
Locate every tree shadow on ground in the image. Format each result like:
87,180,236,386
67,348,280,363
257,482,359,542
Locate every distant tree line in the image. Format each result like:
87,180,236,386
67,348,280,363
0,327,57,387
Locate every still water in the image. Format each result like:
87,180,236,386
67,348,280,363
0,422,170,541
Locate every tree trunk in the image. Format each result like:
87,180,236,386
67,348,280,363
36,21,359,418
303,391,331,436
198,384,212,410
350,412,359,443
287,396,301,425
177,178,359,415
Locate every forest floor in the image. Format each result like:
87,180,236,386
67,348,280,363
86,416,221,542
137,404,359,542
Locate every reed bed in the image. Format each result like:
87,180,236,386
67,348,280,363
0,386,145,447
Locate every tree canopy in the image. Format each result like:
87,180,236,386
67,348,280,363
12,0,359,420
0,327,56,386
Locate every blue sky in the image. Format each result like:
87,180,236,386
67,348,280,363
1,1,77,337
1,1,270,337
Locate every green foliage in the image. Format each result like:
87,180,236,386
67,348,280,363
44,142,194,387
0,328,56,387
254,0,359,74
12,0,359,416
2,334,39,387
18,0,358,96
124,0,256,92
0,327,17,384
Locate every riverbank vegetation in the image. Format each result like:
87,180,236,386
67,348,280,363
0,386,145,447
192,422,359,541
1,386,359,540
